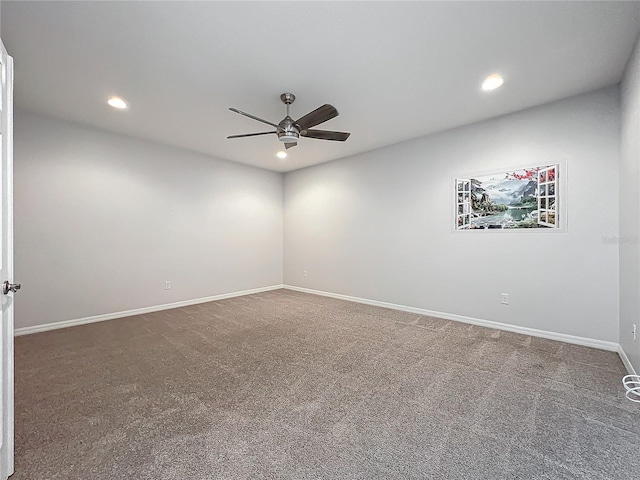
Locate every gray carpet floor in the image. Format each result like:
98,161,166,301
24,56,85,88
13,289,640,479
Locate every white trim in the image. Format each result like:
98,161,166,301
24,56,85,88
284,285,619,352
16,283,625,358
14,284,285,336
618,345,638,376
1,44,15,480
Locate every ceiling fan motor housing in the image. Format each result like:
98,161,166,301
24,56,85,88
277,115,300,142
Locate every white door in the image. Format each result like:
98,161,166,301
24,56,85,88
0,39,15,480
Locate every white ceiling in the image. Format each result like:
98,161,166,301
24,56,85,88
2,1,639,173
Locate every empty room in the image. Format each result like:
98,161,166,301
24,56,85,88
1,1,640,479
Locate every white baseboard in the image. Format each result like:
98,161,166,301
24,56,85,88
17,283,627,363
284,285,620,352
14,284,285,336
618,346,638,376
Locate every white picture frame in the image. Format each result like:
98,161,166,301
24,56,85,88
453,162,567,232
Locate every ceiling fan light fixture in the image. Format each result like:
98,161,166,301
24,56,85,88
278,132,299,143
276,151,287,159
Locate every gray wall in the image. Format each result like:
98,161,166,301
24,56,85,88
620,33,640,373
284,88,620,343
14,110,283,329
14,86,626,348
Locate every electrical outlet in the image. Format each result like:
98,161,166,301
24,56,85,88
633,324,637,342
303,270,308,278
165,281,171,290
501,293,509,305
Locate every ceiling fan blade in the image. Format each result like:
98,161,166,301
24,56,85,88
303,129,351,141
227,131,277,139
229,108,281,129
295,104,338,130
284,142,297,149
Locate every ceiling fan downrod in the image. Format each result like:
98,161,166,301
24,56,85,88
278,93,298,143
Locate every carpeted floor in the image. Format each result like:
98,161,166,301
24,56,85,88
12,289,640,479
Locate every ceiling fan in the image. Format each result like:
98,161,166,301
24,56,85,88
227,93,351,149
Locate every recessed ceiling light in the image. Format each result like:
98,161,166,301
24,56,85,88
482,74,504,91
276,151,287,159
107,96,128,110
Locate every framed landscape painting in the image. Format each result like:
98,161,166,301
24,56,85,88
455,163,563,230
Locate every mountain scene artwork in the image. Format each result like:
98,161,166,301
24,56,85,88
455,164,559,230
